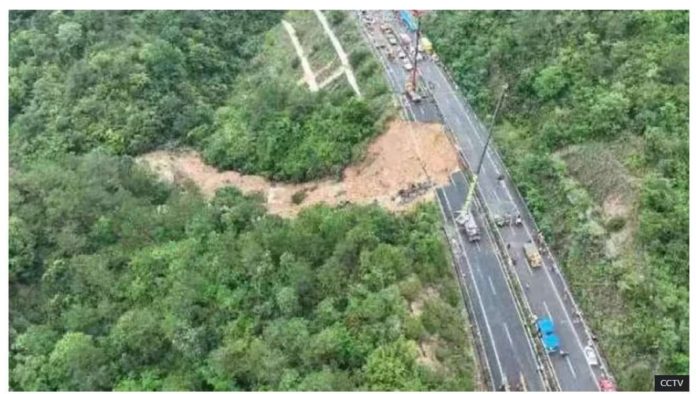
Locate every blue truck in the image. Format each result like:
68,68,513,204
536,317,560,353
400,10,418,32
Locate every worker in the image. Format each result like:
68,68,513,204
506,243,511,249
525,282,530,291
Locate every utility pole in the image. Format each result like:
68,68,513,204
461,83,508,214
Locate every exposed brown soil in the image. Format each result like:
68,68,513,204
417,337,443,371
409,286,439,318
138,120,458,217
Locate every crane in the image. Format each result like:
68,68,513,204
459,84,508,216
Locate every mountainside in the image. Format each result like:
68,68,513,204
423,10,688,390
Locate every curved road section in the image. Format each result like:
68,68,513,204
385,11,608,391
353,12,547,391
355,10,612,391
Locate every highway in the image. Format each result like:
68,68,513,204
355,10,612,391
354,12,547,391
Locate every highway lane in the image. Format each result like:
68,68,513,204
356,11,549,391
437,172,545,391
385,13,608,390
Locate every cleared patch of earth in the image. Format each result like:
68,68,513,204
409,286,439,318
417,337,443,370
138,120,458,217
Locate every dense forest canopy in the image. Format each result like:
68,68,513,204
202,10,390,181
8,11,473,391
9,10,389,182
9,152,474,391
424,10,688,390
9,11,282,162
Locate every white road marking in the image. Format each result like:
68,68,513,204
566,357,577,379
474,197,544,387
543,301,552,321
439,185,506,382
366,22,547,389
488,276,497,295
504,323,514,346
431,188,496,387
433,62,601,387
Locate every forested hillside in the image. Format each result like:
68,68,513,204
9,10,475,391
423,10,688,390
203,11,391,181
9,152,474,390
9,11,282,162
10,10,389,182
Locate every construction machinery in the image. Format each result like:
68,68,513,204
523,242,542,268
420,36,433,54
455,209,481,242
399,10,418,31
494,213,511,227
455,85,508,222
404,81,421,102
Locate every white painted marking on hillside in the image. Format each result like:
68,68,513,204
318,67,346,89
314,10,362,97
282,20,319,92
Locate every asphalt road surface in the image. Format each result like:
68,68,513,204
437,171,547,391
355,12,548,391
380,11,609,391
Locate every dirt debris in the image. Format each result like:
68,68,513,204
138,120,458,218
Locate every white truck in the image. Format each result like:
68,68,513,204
455,210,481,242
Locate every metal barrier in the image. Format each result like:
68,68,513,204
436,205,493,391
436,59,614,384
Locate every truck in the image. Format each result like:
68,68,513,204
523,242,542,268
404,81,421,103
420,36,433,54
400,10,418,32
535,316,560,353
455,210,481,242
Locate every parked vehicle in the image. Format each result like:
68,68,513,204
494,213,511,227
584,345,599,366
599,378,617,392
523,242,542,268
456,210,481,242
535,317,560,353
399,10,418,32
420,36,433,54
